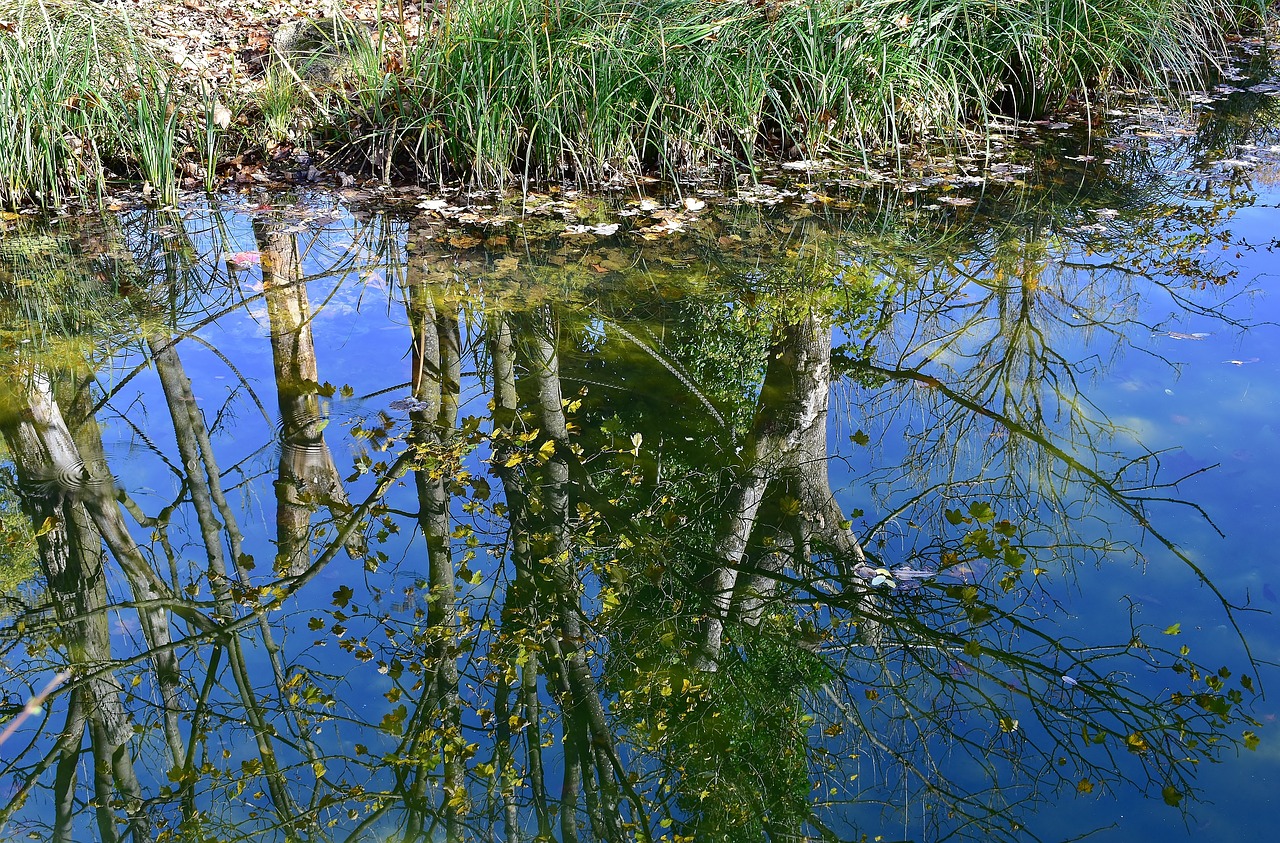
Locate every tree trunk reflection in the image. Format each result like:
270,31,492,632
695,309,878,671
402,247,465,840
255,218,364,577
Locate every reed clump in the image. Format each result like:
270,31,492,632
327,0,1265,187
0,0,180,207
0,0,1268,205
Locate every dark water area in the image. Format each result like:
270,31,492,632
5,54,1280,843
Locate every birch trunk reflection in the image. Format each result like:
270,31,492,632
487,312,550,843
402,252,466,840
254,219,364,576
146,334,317,829
134,213,326,833
0,370,162,842
487,307,641,843
694,309,878,671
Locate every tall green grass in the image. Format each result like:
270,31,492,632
0,0,180,207
326,0,1264,187
0,0,1266,204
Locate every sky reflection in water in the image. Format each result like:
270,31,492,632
3,91,1280,843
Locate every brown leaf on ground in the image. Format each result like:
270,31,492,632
100,0,428,94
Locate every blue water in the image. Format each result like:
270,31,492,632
4,92,1280,841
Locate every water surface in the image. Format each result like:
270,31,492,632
3,74,1280,843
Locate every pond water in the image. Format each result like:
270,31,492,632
4,63,1280,843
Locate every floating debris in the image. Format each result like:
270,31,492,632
388,397,433,413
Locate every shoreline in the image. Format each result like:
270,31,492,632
0,0,1272,211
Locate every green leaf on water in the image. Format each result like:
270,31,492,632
380,704,408,735
1163,623,1181,635
968,501,995,522
1161,785,1182,807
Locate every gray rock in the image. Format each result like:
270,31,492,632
270,17,374,85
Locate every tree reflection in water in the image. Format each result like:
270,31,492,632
0,122,1273,842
